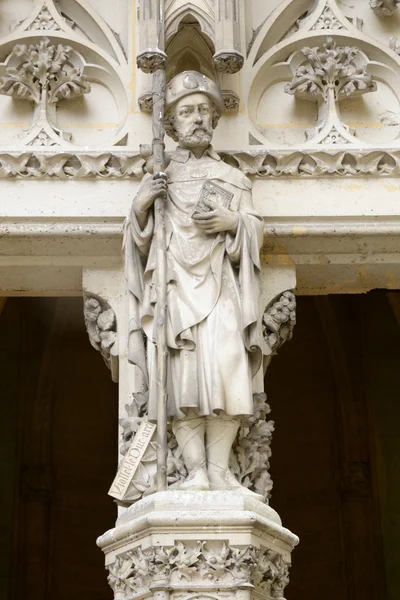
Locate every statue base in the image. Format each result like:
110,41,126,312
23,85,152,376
97,491,299,600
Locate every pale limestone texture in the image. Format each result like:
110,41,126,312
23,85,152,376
97,491,298,600
3,1,400,598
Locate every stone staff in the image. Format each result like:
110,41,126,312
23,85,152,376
150,0,169,492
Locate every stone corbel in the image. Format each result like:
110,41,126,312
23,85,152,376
83,269,126,384
213,0,244,74
136,0,168,73
261,265,297,373
84,294,118,382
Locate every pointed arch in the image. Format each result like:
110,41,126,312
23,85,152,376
165,1,214,45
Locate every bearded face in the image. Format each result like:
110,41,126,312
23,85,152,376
172,93,214,149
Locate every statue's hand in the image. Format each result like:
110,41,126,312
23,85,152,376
192,199,239,234
135,174,168,214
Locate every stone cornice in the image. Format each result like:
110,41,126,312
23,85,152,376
4,215,400,252
1,147,400,178
3,216,400,294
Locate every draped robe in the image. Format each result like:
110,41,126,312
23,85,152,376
124,146,265,420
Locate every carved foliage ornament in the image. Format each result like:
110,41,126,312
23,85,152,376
84,295,118,382
0,38,90,105
106,543,291,597
0,38,90,145
285,38,375,102
117,390,275,505
370,0,400,16
285,38,376,144
3,149,400,179
263,291,296,360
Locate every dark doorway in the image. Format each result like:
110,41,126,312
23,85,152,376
267,292,400,600
0,297,117,600
1,293,399,600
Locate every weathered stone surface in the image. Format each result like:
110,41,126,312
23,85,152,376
98,491,298,600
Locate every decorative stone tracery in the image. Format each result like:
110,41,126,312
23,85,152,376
0,38,90,145
285,38,376,144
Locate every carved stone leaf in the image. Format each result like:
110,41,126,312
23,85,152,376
97,308,116,331
141,441,157,463
49,67,91,103
174,542,204,580
228,546,258,583
201,543,232,579
254,469,273,497
0,67,40,103
275,153,306,177
84,294,118,379
100,330,117,350
130,462,151,493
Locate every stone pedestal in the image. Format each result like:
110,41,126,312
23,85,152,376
97,492,298,600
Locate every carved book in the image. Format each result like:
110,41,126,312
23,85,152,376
192,180,234,216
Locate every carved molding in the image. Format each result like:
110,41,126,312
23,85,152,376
0,151,145,178
83,294,118,382
370,0,400,16
221,149,400,178
3,148,400,179
106,543,290,597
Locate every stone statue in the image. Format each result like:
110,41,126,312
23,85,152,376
124,71,265,501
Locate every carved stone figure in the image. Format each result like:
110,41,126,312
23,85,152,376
124,71,266,500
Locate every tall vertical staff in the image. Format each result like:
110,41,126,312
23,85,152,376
151,0,169,492
153,81,168,492
137,0,168,491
